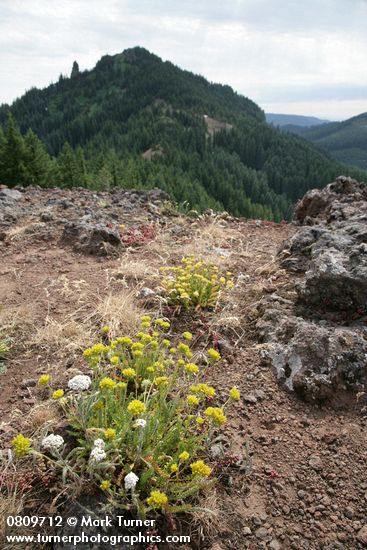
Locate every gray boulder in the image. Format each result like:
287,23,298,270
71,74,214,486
62,221,122,255
257,176,367,402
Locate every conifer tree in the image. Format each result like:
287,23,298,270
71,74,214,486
24,129,52,187
57,142,79,188
1,113,26,186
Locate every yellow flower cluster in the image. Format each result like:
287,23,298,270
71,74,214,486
207,348,221,361
190,460,212,477
122,368,136,378
154,376,169,386
147,490,168,508
204,407,227,426
104,428,116,440
179,451,190,461
187,394,200,406
99,377,116,390
161,256,234,309
190,383,216,397
127,400,146,415
38,374,50,386
83,343,109,358
229,387,240,401
185,362,199,375
52,389,64,399
100,480,111,490
12,434,32,457
155,318,170,330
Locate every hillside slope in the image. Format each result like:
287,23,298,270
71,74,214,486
285,112,367,170
266,113,329,127
0,47,365,220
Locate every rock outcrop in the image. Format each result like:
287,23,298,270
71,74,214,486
257,176,367,403
0,185,170,255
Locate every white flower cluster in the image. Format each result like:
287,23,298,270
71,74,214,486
124,471,139,491
41,434,64,453
134,419,147,428
90,438,106,463
68,374,91,391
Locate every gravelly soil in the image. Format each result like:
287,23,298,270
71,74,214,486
0,186,366,550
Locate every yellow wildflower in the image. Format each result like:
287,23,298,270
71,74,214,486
185,363,199,375
117,382,127,390
104,428,116,440
99,377,117,390
196,416,205,425
52,389,64,399
12,434,32,457
207,348,221,361
127,400,146,415
179,451,190,461
100,480,111,490
131,342,144,351
110,355,119,365
147,490,168,508
101,325,110,334
116,336,132,346
204,407,227,426
122,368,136,378
170,463,178,473
187,394,200,406
38,374,50,386
190,383,216,397
132,350,143,358
229,387,240,401
182,331,193,341
154,376,169,386
190,460,212,477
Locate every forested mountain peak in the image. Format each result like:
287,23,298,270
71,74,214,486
0,47,365,221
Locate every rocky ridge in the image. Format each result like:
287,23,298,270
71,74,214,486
257,176,367,403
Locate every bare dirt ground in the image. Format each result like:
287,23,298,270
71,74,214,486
0,187,366,549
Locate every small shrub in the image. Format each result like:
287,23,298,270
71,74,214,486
161,256,234,309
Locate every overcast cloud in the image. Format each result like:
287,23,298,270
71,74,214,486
0,0,366,119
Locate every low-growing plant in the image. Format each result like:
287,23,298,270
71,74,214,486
161,256,234,309
11,316,240,517
0,338,10,375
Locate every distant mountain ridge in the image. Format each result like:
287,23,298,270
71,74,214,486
266,113,330,127
0,46,365,220
284,112,367,170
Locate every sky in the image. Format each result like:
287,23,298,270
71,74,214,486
0,0,366,120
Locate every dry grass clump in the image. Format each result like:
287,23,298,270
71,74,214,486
0,304,36,339
94,287,142,336
112,255,159,284
0,489,26,544
196,220,232,243
191,489,221,540
30,318,92,353
20,401,62,435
